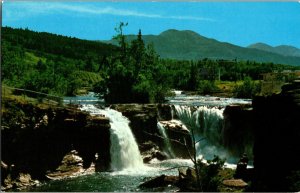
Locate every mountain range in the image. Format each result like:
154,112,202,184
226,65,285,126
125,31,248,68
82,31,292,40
247,43,300,57
105,29,300,66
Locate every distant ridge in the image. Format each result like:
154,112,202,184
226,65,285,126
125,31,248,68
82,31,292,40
105,29,300,66
248,43,300,57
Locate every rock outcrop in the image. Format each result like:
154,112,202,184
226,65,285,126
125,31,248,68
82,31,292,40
223,104,254,158
1,99,111,190
112,104,193,159
252,78,300,191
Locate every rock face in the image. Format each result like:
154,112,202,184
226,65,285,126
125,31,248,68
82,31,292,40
45,150,96,180
252,79,300,191
1,99,111,190
223,104,254,158
139,141,168,163
112,104,193,159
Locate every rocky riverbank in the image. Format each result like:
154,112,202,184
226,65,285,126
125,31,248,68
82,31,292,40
1,99,111,191
1,101,192,191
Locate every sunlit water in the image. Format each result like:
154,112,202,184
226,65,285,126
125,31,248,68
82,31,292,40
63,92,104,105
25,93,252,192
167,91,251,107
25,159,193,192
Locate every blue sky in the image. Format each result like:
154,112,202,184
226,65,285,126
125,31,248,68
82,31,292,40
3,1,300,48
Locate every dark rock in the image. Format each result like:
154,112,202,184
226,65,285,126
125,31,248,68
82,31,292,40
140,175,179,188
154,150,169,161
112,104,158,145
157,104,172,121
1,99,111,190
234,154,249,180
223,105,254,158
140,141,168,163
159,120,193,158
252,79,300,191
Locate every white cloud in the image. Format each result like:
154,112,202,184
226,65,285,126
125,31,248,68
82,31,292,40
3,2,215,22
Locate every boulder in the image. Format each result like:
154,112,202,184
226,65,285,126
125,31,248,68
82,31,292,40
1,99,111,190
222,179,248,188
45,150,95,180
159,120,189,134
139,141,168,163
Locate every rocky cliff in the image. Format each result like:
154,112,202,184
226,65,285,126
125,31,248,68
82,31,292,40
1,99,110,190
252,79,300,191
112,104,193,159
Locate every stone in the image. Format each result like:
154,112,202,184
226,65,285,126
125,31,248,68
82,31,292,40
140,175,179,188
222,179,248,188
159,120,189,134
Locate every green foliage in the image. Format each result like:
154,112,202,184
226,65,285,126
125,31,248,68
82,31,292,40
2,26,298,101
1,27,111,96
198,80,219,94
233,77,261,98
196,156,226,192
99,23,171,103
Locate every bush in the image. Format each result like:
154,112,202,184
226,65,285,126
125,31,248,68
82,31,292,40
196,155,225,191
198,80,219,94
234,77,261,98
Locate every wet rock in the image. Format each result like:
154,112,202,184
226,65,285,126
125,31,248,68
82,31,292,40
1,99,111,190
157,104,172,121
159,120,189,134
140,175,179,188
158,120,193,159
234,153,249,180
140,141,168,163
112,104,158,145
45,150,94,180
223,105,254,158
1,172,40,191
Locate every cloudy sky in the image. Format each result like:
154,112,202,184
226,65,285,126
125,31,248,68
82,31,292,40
2,1,300,48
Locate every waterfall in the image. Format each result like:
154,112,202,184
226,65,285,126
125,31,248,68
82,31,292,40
173,105,228,161
157,122,175,158
80,104,143,171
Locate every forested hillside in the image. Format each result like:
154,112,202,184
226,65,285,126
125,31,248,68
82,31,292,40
2,26,299,101
1,27,118,96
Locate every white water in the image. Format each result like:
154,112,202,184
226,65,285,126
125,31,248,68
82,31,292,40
80,104,143,171
173,105,238,163
157,122,175,158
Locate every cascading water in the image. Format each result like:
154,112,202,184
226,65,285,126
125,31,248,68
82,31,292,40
80,104,143,171
173,105,233,161
157,122,175,158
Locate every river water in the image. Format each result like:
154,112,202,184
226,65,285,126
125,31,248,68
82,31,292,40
27,92,251,192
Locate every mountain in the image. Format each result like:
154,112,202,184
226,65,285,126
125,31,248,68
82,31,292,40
248,43,300,57
106,29,300,66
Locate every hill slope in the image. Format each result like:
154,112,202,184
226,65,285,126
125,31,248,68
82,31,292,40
106,29,300,66
1,27,118,96
248,43,300,57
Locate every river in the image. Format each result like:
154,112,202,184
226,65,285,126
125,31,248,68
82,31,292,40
25,91,251,192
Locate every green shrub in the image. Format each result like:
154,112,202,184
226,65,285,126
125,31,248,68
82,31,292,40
234,77,261,98
197,155,225,191
198,80,219,94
